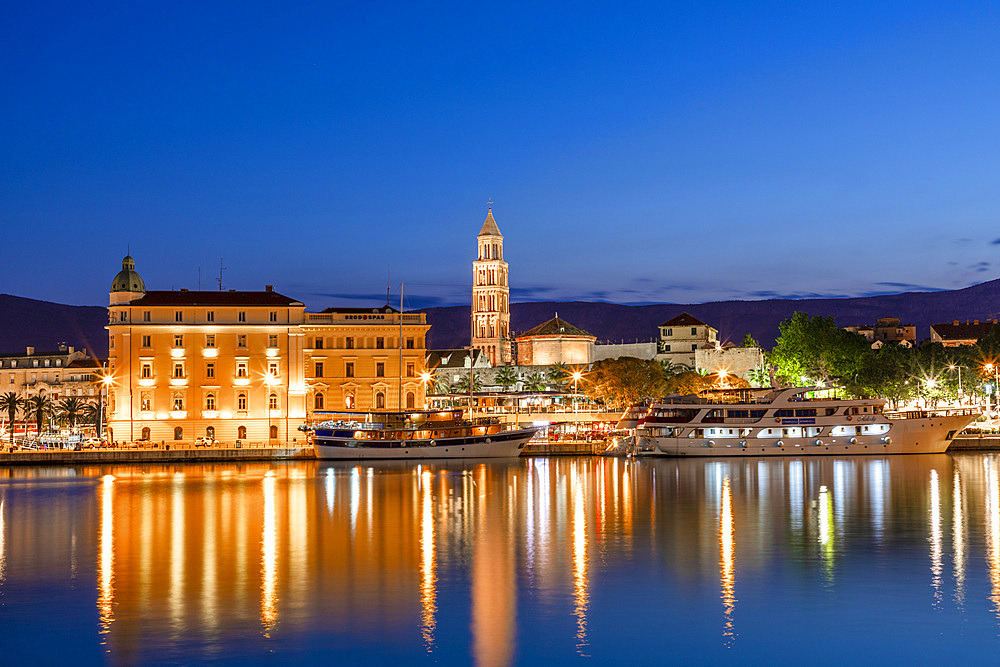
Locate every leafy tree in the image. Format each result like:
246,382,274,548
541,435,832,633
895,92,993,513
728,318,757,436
453,372,483,394
80,400,101,426
0,392,23,445
57,396,86,428
770,312,870,386
493,366,519,391
522,373,548,392
659,359,691,379
741,333,760,348
663,370,714,396
585,357,665,409
746,367,770,388
24,394,53,437
547,362,571,385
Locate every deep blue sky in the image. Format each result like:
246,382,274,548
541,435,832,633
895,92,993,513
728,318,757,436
3,1,1000,310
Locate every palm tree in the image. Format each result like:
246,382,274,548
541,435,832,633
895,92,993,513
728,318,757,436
80,400,101,426
453,372,483,394
548,362,571,385
523,372,547,392
57,396,86,429
494,366,519,392
0,392,23,445
24,394,53,438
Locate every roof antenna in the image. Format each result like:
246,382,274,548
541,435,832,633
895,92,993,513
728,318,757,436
386,264,390,306
217,257,227,291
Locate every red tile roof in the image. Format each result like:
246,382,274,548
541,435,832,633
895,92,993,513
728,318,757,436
127,290,303,307
658,312,708,327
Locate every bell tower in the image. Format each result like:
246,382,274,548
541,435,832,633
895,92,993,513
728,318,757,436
472,205,511,365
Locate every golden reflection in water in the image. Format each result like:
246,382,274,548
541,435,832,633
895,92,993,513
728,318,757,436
929,469,942,607
98,474,115,640
419,469,437,653
472,464,515,667
818,485,834,578
986,458,1000,620
572,468,590,656
0,496,5,585
953,468,966,608
202,475,218,635
719,475,736,647
260,471,278,637
169,473,185,635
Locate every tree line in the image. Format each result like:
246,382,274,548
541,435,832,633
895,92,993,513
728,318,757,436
0,392,103,444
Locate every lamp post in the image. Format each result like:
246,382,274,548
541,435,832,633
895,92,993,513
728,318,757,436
572,371,582,441
265,372,276,444
99,375,112,442
420,371,432,410
949,364,962,403
988,363,1000,423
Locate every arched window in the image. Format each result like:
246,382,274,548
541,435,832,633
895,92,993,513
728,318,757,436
270,425,278,439
173,427,183,440
237,393,247,411
406,391,415,409
375,392,385,409
206,426,215,439
205,392,216,410
237,425,247,439
269,393,278,410
314,392,324,409
345,393,355,409
141,427,150,440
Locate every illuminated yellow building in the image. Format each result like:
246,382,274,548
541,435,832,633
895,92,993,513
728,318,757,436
105,257,429,444
472,206,512,366
106,256,307,444
301,306,429,417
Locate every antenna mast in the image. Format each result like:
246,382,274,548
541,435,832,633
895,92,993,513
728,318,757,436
217,258,227,291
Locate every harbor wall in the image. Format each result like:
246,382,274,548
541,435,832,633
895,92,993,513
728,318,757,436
0,446,313,466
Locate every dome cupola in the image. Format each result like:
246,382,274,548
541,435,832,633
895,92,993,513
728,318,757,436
110,255,146,294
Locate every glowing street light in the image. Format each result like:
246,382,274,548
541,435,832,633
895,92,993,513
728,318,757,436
949,364,963,401
572,371,582,438
986,363,1000,421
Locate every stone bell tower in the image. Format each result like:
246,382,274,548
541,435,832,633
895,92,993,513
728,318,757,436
471,206,511,365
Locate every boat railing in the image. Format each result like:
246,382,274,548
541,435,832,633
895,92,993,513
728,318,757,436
885,407,981,420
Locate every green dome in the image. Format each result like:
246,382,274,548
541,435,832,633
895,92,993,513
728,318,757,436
110,255,146,293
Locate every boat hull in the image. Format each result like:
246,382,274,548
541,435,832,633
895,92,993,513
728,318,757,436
641,413,974,457
312,427,537,460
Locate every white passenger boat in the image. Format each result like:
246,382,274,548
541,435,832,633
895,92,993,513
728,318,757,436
311,409,538,460
619,387,978,457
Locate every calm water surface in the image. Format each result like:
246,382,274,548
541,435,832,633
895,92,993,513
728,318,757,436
2,454,1000,663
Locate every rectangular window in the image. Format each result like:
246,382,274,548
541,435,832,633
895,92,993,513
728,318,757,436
690,344,697,351
315,362,324,377
143,311,151,322
268,361,279,378
173,363,184,379
141,335,151,348
140,394,151,411
109,338,114,350
345,337,354,349
236,362,248,378
174,334,183,347
206,334,216,347
173,395,184,411
345,362,354,378
269,335,278,348
119,311,127,322
206,311,215,322
406,338,415,349
238,311,246,322
666,328,672,336
406,363,415,377
175,311,183,322
237,334,247,348
206,363,215,378
664,344,671,352
691,327,697,335
376,362,385,377
315,337,323,349
269,311,277,322
376,337,385,349
141,363,152,379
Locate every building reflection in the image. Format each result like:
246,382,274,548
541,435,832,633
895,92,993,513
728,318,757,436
719,475,735,647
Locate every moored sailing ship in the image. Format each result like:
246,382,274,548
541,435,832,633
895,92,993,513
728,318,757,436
619,387,978,457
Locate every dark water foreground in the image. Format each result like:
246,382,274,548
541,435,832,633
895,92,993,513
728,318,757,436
2,454,1000,664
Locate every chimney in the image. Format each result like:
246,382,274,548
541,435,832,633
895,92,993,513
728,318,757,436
68,346,74,354
26,346,34,355
953,320,959,326
265,285,274,292
975,320,980,325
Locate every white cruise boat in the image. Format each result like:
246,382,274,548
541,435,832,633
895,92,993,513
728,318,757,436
618,387,978,457
310,409,538,460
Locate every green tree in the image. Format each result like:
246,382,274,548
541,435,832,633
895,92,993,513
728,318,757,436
57,396,86,428
522,373,547,392
547,362,571,386
853,343,913,408
663,370,713,396
493,366,519,391
741,333,760,348
0,392,23,445
80,400,101,426
24,394,53,438
453,372,483,394
585,357,665,409
659,359,691,379
770,312,870,386
746,367,770,388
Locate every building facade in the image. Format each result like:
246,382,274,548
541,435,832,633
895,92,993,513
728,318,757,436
471,207,512,366
301,305,430,419
515,315,595,366
105,257,429,445
0,345,103,401
930,319,999,347
844,317,917,347
655,312,719,369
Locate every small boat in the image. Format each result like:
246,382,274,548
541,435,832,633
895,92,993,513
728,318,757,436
310,409,538,460
619,387,978,457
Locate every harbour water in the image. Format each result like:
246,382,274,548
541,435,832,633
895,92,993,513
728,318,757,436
3,454,1000,663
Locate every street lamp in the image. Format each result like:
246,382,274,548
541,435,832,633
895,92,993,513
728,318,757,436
98,375,112,442
987,363,999,422
572,371,582,439
265,372,276,444
420,371,432,410
949,364,963,403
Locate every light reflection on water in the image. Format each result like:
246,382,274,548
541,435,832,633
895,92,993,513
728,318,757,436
6,455,1000,662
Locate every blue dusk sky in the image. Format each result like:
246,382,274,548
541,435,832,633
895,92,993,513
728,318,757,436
3,1,1000,310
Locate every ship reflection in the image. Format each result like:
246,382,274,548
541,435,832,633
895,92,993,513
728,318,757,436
720,475,736,647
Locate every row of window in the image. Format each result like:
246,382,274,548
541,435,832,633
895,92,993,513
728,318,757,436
313,361,416,378
140,360,281,380
118,310,282,323
141,425,277,441
0,358,64,369
140,390,280,412
661,327,701,337
313,336,419,350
